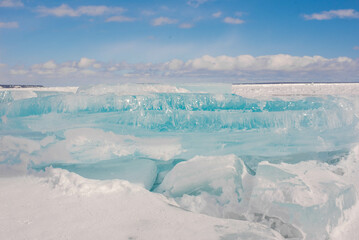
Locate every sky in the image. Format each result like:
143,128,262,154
0,0,359,86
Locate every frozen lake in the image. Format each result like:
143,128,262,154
1,83,359,239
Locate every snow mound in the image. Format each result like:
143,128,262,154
37,167,144,195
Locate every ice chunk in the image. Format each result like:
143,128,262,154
10,90,37,100
62,128,182,162
331,144,359,239
156,154,256,219
156,154,246,197
157,155,357,238
50,158,157,190
0,135,56,177
0,136,41,165
248,161,356,239
28,128,182,165
251,213,303,239
37,167,145,195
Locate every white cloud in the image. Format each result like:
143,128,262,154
58,66,77,75
36,4,77,17
164,59,184,70
353,46,359,50
10,69,28,75
80,69,96,75
32,60,57,71
106,16,135,22
303,9,359,20
179,23,194,29
0,0,23,7
0,21,18,28
36,4,125,17
151,17,178,26
93,63,102,69
10,58,101,77
10,67,29,75
187,0,208,8
78,58,96,68
223,17,244,24
212,11,222,18
78,6,124,16
42,60,57,69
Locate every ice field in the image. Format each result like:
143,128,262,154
1,83,359,239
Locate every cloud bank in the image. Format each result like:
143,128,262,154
2,54,359,86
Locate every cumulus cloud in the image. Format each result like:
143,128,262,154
31,60,60,75
106,16,135,22
10,69,28,75
0,21,18,28
42,60,57,69
212,11,222,18
36,4,125,17
151,17,178,26
223,17,244,24
80,69,97,76
303,9,359,20
187,0,208,8
13,58,101,77
353,46,359,50
179,23,194,29
78,58,96,68
164,59,185,70
0,0,23,7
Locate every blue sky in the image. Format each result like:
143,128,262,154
0,0,359,85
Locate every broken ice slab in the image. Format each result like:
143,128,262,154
156,154,247,197
47,158,157,190
248,161,356,239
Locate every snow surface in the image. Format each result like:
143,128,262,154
1,83,359,239
232,83,359,99
0,168,282,240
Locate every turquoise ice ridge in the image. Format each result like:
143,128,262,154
1,84,358,239
0,90,355,132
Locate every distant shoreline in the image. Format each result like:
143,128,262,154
1,82,359,88
0,84,44,88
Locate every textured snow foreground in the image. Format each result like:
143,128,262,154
1,83,359,240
